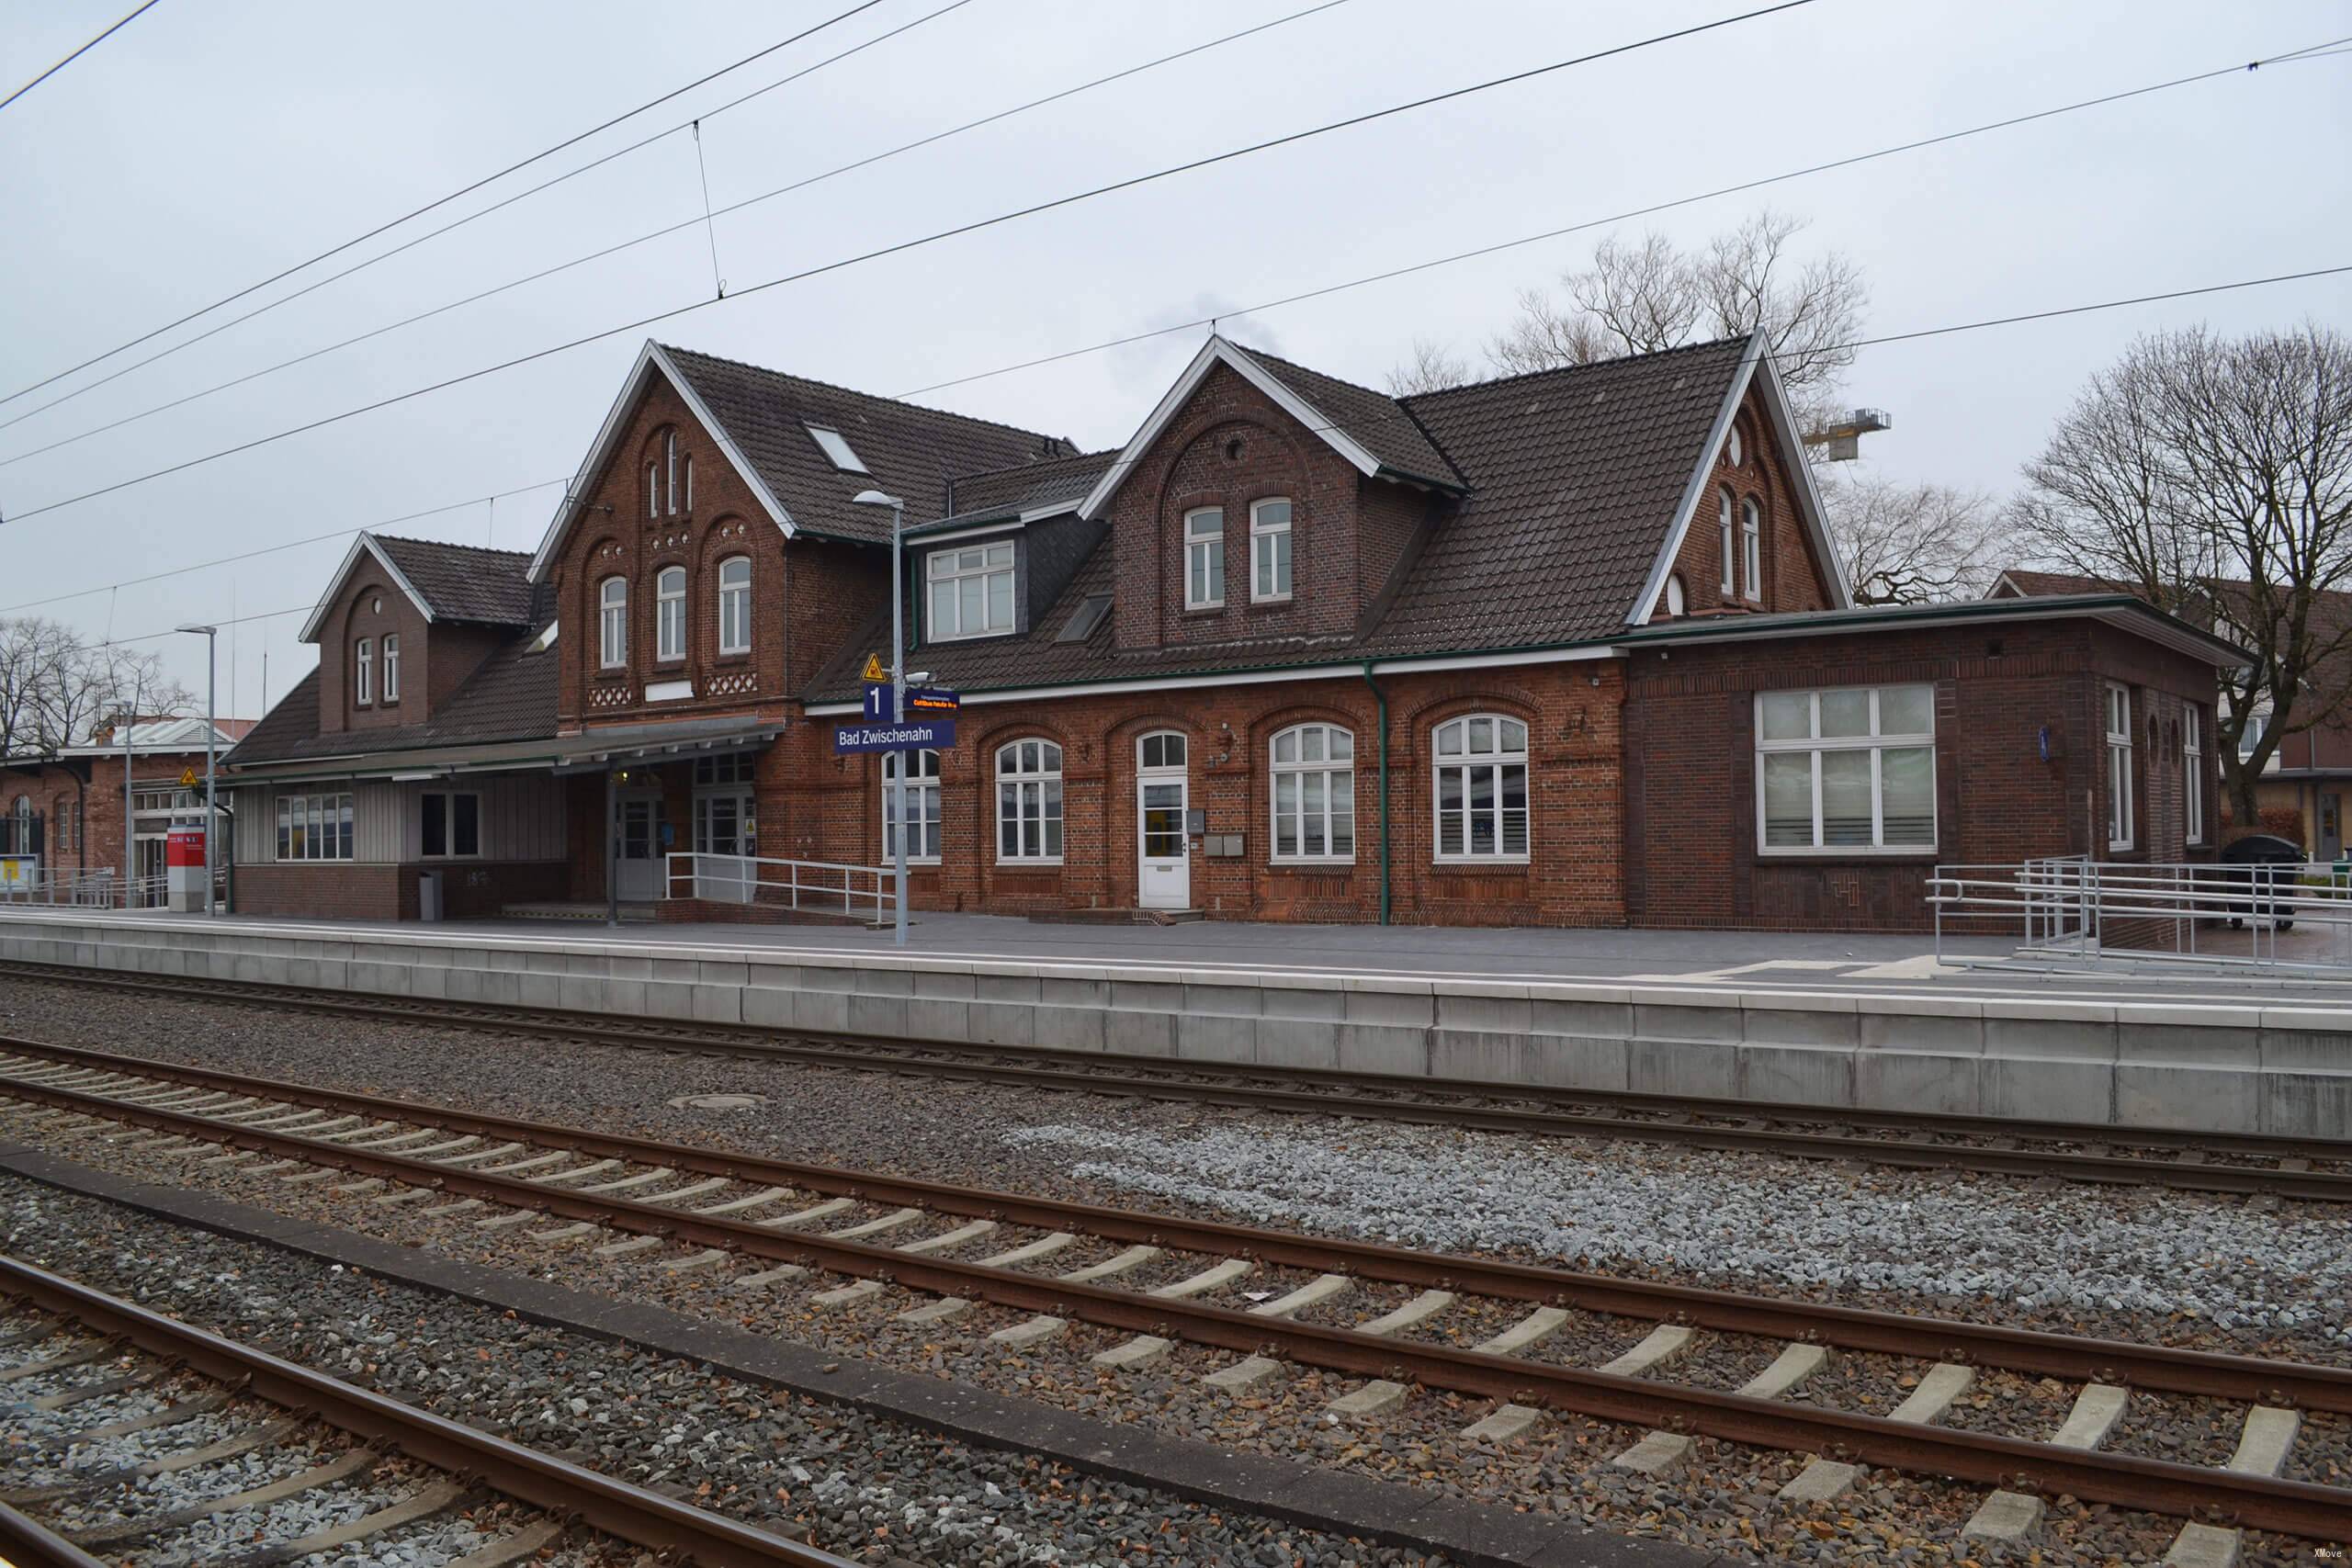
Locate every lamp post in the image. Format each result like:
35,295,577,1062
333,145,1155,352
174,625,218,916
851,490,908,947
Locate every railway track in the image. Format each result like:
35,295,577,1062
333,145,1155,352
5,958,2348,1202
0,1252,849,1568
0,1032,2345,1554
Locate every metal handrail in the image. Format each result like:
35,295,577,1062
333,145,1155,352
1931,857,2352,970
661,851,897,919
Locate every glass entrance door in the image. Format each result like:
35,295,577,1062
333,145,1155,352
693,791,756,902
1138,780,1189,908
615,792,666,901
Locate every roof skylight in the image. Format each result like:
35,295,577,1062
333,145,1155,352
806,424,868,473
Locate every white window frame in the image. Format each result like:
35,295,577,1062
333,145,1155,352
355,637,372,705
684,453,694,512
599,577,628,669
656,566,686,662
383,634,400,702
1664,574,1686,617
421,789,481,860
1431,714,1530,863
1754,685,1938,855
718,556,752,656
925,540,1016,641
2185,704,2204,847
1717,487,1736,596
275,792,354,863
1271,723,1354,863
1250,498,1292,603
648,462,658,517
1741,497,1762,602
2107,682,2134,851
881,749,941,864
1725,426,1744,468
1184,508,1224,610
664,430,680,515
995,739,1063,863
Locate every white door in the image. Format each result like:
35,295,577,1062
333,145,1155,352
694,790,756,903
1138,778,1189,908
615,792,665,901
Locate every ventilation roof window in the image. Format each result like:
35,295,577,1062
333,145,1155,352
806,424,869,473
1056,593,1113,644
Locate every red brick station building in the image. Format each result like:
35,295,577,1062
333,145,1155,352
216,331,2242,931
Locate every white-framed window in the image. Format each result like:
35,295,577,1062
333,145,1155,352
1250,498,1292,602
647,462,658,517
996,739,1063,862
355,637,373,705
1741,497,1762,601
683,454,693,512
2237,707,2268,762
1664,574,1686,616
1433,714,1529,862
382,634,400,702
656,566,686,661
718,556,751,655
1138,731,1186,771
598,577,628,668
926,540,1015,640
881,749,941,863
806,424,868,473
1272,723,1353,863
1184,508,1224,609
421,790,481,859
275,792,353,862
664,431,680,515
1717,487,1736,596
1725,426,1744,468
2107,682,2134,851
2185,704,2205,847
1757,684,1936,852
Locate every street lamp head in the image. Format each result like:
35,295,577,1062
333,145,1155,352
850,490,902,510
174,623,217,636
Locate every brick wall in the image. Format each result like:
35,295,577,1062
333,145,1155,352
1664,392,1833,619
233,859,570,920
315,566,431,735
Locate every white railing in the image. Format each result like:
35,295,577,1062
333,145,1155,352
662,852,898,920
1929,858,2352,971
0,868,212,909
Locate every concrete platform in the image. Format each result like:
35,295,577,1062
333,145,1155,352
2,908,2348,1136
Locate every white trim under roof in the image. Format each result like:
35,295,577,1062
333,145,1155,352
295,532,439,644
1625,330,1854,627
526,340,797,583
805,642,1622,714
1076,337,1383,522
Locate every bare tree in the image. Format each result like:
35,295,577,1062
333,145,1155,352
0,617,187,761
1384,336,1474,397
1488,210,1867,429
1819,474,2012,604
2012,322,2352,826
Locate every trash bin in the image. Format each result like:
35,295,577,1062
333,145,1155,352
418,869,444,923
2219,833,2302,930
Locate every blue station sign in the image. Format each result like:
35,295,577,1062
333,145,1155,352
834,718,956,754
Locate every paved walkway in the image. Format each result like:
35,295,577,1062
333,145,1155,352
12,906,2351,1005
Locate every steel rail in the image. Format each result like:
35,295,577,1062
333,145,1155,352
5,959,2346,1194
0,1497,112,1568
4,1071,2348,1540
0,1255,854,1568
3,1032,2346,1411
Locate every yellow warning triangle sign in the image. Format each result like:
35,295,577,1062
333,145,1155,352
177,766,199,788
860,653,888,682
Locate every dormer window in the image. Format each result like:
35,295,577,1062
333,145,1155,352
1184,508,1224,609
1717,487,1736,597
355,637,373,705
807,424,868,473
383,634,400,702
1741,497,1762,601
926,540,1014,640
1250,499,1292,602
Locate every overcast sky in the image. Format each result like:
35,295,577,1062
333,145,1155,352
3,0,2346,724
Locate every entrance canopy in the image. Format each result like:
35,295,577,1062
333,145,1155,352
220,714,786,787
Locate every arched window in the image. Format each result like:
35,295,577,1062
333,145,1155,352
656,566,686,661
598,577,628,668
1432,715,1528,862
882,750,942,863
684,453,694,513
1717,487,1736,596
1138,731,1185,771
1664,575,1686,616
1741,497,1762,601
8,795,30,856
355,637,373,705
648,462,659,518
1272,723,1353,862
664,431,681,515
718,557,752,655
1184,507,1224,609
383,634,401,701
1725,426,1744,468
996,739,1063,862
1250,498,1292,602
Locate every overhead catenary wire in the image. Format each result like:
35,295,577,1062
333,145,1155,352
0,0,164,115
0,0,908,412
0,0,1358,461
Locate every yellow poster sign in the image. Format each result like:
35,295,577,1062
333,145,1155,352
178,766,199,788
860,653,888,682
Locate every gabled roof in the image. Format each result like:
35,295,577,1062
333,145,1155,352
295,532,533,644
1990,568,2132,600
529,341,1076,579
1076,337,1462,522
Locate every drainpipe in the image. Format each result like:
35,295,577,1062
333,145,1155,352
1360,661,1391,925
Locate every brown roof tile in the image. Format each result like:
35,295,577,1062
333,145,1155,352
372,535,536,626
